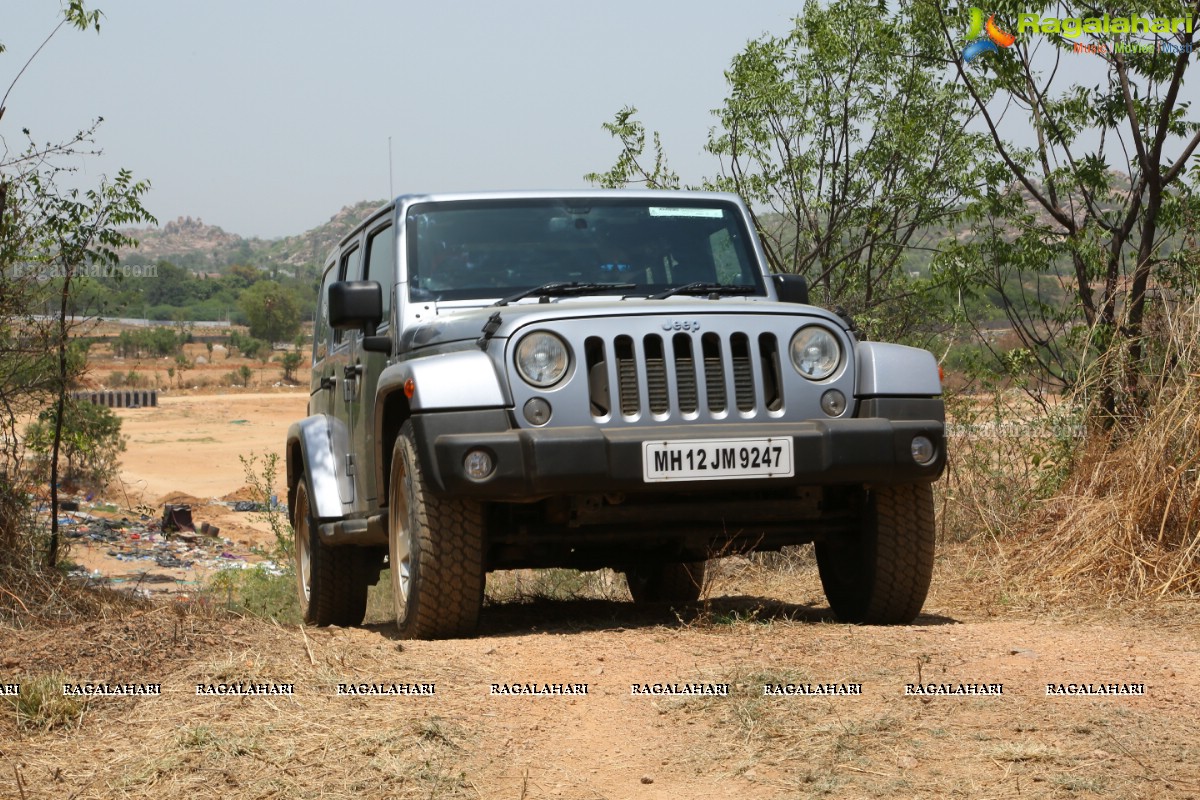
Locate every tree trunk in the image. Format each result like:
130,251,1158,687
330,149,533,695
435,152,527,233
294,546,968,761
47,268,72,567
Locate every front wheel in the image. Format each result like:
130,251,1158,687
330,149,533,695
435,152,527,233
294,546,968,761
815,483,935,624
623,560,707,604
389,421,485,639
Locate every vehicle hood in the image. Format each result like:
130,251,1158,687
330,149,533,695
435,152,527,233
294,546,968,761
398,298,848,351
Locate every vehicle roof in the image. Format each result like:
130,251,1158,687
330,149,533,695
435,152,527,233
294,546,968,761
335,189,748,251
393,188,743,204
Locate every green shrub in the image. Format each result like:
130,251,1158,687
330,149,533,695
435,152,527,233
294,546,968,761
24,400,126,491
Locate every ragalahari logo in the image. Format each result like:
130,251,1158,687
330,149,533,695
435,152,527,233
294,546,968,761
963,8,1016,61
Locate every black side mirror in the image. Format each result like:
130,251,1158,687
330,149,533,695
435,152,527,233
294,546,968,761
329,280,383,334
772,274,810,305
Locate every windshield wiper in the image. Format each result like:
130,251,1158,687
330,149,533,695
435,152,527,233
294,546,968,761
648,282,758,300
493,281,636,307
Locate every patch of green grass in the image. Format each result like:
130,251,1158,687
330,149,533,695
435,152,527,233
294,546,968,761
3,673,88,730
205,565,300,624
177,724,218,749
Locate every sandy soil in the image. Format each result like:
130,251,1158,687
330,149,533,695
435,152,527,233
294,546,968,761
112,391,307,503
4,390,1200,798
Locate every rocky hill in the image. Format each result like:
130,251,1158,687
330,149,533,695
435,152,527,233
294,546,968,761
121,199,386,270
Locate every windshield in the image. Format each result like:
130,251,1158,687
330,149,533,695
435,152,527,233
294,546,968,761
405,197,764,302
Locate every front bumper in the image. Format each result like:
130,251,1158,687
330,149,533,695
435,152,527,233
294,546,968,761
410,410,945,500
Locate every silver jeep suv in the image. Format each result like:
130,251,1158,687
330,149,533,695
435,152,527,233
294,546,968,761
286,190,945,639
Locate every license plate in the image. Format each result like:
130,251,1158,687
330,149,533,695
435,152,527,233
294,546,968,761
642,437,794,482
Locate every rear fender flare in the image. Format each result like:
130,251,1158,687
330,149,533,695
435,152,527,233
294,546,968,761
286,416,343,521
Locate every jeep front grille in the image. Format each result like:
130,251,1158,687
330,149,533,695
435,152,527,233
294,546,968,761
584,332,783,421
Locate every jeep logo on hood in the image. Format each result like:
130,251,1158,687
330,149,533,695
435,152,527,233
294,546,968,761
662,320,701,332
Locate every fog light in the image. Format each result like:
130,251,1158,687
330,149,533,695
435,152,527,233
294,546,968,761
911,435,936,465
820,389,847,417
463,449,494,481
523,397,552,426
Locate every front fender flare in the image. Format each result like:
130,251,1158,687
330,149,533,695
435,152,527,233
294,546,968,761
855,342,942,397
372,351,509,505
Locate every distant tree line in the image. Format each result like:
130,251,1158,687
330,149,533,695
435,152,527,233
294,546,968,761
67,258,316,336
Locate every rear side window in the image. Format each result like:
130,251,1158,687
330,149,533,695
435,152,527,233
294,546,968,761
313,263,336,364
365,223,395,321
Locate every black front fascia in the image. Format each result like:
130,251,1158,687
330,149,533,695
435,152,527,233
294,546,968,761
409,411,945,501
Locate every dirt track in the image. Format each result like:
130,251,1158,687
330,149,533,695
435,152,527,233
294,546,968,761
4,561,1199,799
3,393,1200,798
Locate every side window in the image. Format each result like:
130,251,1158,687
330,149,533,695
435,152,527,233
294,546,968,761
333,245,361,345
313,263,336,364
364,223,395,321
341,244,363,281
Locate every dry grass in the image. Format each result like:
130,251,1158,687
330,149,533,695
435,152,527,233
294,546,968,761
940,299,1200,602
1012,301,1200,599
0,557,153,630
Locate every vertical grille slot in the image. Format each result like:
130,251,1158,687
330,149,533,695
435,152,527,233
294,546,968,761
673,334,698,414
615,335,640,416
731,333,756,412
585,336,609,417
701,333,726,413
758,333,783,412
643,335,669,415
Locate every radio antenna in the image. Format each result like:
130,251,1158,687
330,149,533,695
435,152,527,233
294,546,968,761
388,136,394,199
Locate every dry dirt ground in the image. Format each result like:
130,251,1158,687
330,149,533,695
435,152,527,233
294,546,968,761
2,394,1199,799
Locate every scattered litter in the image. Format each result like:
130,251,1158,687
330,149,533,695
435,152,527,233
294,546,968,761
46,492,274,595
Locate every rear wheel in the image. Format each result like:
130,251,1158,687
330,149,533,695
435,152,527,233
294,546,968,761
293,479,370,626
624,560,707,604
389,421,485,639
815,483,935,624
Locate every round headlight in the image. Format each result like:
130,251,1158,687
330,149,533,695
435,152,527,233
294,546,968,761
515,332,570,387
790,326,841,380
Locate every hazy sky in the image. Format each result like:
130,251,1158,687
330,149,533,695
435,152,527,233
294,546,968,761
2,2,801,239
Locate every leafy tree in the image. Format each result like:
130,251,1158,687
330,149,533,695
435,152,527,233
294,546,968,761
239,280,301,343
589,0,983,340
1,2,154,562
280,350,302,383
934,0,1200,411
143,261,194,306
174,352,191,387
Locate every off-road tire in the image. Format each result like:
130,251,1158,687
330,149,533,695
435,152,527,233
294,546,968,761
624,560,707,604
815,483,935,624
293,479,371,627
389,421,485,639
